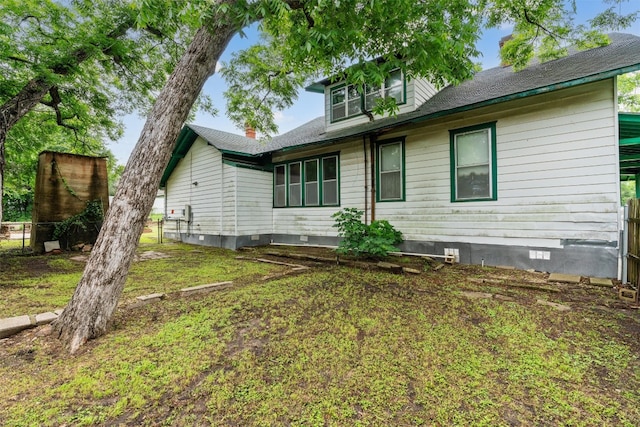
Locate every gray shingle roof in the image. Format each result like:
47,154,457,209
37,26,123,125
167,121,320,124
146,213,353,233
187,32,640,155
186,124,268,155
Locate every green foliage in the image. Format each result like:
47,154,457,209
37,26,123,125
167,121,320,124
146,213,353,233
619,72,640,112
52,200,105,241
221,41,306,136
621,180,636,205
0,0,203,221
482,0,638,70
332,207,403,258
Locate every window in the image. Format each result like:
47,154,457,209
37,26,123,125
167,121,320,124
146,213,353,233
366,69,405,110
450,122,497,202
377,139,405,202
274,165,286,207
288,162,302,206
331,69,405,122
384,69,404,104
274,154,340,207
331,87,346,120
322,156,338,205
331,85,361,121
304,159,319,206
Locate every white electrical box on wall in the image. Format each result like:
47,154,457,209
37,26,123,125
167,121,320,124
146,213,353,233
183,204,192,222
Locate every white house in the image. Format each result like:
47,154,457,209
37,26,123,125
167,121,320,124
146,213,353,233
160,33,640,277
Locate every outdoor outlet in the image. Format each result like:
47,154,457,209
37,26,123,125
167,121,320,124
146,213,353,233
251,234,260,241
444,248,460,262
199,235,204,241
300,235,308,242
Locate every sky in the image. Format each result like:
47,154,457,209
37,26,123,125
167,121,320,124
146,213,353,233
107,0,640,165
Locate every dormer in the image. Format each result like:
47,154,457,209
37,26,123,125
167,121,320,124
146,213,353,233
306,69,439,132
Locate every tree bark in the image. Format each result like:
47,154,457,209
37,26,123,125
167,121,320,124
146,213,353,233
53,22,238,353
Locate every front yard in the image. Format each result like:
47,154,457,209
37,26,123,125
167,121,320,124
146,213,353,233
1,240,639,426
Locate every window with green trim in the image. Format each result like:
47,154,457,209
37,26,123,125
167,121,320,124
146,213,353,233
330,69,405,123
450,122,497,202
365,69,404,110
377,139,405,202
323,157,338,205
288,162,302,206
274,165,286,207
331,86,361,121
304,159,319,206
274,154,340,207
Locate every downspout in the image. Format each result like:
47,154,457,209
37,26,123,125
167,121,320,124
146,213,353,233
219,154,224,241
363,135,368,224
370,133,377,222
613,76,623,281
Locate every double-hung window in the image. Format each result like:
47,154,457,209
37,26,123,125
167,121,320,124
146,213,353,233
274,165,286,207
377,138,405,202
450,122,497,202
274,154,340,207
331,85,361,121
365,69,405,110
304,159,319,206
288,162,302,206
322,156,338,205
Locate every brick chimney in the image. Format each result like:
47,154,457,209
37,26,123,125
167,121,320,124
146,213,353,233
245,123,256,139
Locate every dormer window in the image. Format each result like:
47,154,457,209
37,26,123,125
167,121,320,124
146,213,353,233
331,85,361,121
365,69,404,110
330,69,405,123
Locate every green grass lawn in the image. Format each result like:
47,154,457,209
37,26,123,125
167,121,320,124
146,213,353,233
1,243,639,426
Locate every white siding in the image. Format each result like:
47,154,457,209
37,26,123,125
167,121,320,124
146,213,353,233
413,78,438,106
236,167,273,234
374,79,619,248
164,138,223,235
221,163,237,234
272,140,367,236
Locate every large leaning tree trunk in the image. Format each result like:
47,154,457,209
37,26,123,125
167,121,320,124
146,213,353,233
53,22,238,353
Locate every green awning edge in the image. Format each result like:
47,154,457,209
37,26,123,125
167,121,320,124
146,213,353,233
160,126,198,188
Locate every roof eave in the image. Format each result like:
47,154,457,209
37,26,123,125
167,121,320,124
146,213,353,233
159,126,198,188
280,63,640,154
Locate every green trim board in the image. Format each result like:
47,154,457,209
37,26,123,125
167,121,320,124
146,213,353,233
449,122,498,203
221,159,273,172
620,137,640,146
160,126,198,188
619,113,640,177
273,152,340,208
375,137,406,202
160,125,267,188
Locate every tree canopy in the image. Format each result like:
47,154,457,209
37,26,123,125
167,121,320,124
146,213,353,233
0,0,209,223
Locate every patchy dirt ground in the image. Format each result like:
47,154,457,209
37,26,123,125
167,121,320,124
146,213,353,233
2,244,640,426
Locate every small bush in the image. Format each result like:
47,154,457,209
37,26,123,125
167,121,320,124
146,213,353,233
332,208,403,258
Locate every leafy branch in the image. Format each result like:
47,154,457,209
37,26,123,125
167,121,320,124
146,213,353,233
52,199,104,241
